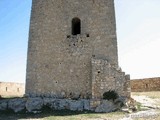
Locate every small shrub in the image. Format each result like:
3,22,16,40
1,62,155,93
103,90,119,101
136,102,142,111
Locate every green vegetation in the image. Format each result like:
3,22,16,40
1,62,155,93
136,102,142,111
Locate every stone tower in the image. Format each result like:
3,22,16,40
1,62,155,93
26,0,130,99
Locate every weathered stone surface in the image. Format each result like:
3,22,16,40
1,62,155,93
25,0,130,100
0,99,8,111
26,98,43,112
82,99,90,110
114,97,126,107
8,98,26,113
51,99,69,110
69,100,84,111
43,98,56,106
91,58,130,99
0,97,130,113
0,82,24,97
58,99,70,110
131,77,160,92
44,98,89,111
95,100,117,113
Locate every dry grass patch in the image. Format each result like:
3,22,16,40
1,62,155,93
43,111,126,120
132,91,160,107
131,91,160,99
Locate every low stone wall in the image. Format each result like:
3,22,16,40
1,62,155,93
0,97,126,113
0,82,25,97
131,77,160,92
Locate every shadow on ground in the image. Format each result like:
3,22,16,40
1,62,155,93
0,106,98,120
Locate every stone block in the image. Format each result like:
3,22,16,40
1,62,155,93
82,99,90,110
0,99,8,111
95,100,117,113
69,100,84,111
8,98,26,113
26,97,43,112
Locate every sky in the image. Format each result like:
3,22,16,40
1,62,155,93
0,0,160,83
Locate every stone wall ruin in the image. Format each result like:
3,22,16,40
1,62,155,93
0,82,25,97
131,77,160,92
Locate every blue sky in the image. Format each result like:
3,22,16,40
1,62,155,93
115,0,160,79
0,0,31,83
0,0,160,83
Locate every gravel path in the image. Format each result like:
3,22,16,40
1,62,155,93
120,95,160,120
120,109,159,120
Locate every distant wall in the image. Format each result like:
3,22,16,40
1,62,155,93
0,82,25,97
131,77,160,92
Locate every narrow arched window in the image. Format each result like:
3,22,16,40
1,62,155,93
72,17,81,35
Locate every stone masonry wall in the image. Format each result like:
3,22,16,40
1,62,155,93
131,77,160,92
0,82,25,97
91,58,130,99
26,0,121,99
